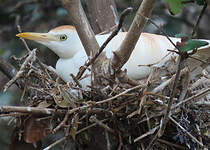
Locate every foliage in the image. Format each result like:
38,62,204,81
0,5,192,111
164,0,187,15
165,0,208,15
180,39,208,52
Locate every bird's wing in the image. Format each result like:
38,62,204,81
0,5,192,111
96,32,180,79
56,50,90,86
195,39,210,61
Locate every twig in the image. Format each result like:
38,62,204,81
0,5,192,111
75,119,109,135
70,74,82,88
152,67,189,94
188,55,208,64
0,57,24,90
138,68,157,115
146,55,184,150
89,115,114,133
0,105,113,117
178,67,190,101
17,25,31,52
142,15,181,52
169,116,204,147
53,108,70,133
172,87,210,110
112,0,155,70
76,7,133,80
60,0,99,56
0,112,27,117
43,136,67,150
96,84,146,105
192,3,207,37
134,126,159,143
146,134,158,150
0,106,65,115
3,49,36,92
18,25,55,80
157,56,184,137
157,139,188,150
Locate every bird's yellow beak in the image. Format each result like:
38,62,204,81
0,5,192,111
16,32,58,42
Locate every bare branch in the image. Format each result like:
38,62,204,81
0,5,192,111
0,57,24,90
169,116,204,147
3,49,36,92
60,0,99,56
76,8,133,80
112,0,156,70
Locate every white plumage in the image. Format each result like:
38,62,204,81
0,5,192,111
16,25,210,87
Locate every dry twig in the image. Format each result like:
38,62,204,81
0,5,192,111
3,49,36,92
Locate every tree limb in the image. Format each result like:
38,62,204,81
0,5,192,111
112,0,156,71
60,0,99,56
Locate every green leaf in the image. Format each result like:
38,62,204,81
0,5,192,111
165,0,187,15
180,39,209,52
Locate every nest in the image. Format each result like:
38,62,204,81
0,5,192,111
1,46,210,150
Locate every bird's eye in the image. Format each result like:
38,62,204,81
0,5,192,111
60,34,67,41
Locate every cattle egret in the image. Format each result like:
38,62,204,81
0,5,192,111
16,25,210,87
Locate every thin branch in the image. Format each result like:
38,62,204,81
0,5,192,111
43,136,67,150
152,68,189,94
172,87,210,110
3,49,36,92
157,56,184,137
112,0,156,70
96,84,146,105
134,126,159,143
192,3,207,37
53,108,70,133
146,55,185,150
143,16,180,52
0,84,145,117
0,57,24,90
157,139,188,150
169,116,204,147
76,7,133,79
0,106,65,115
75,119,109,135
89,115,115,133
17,25,31,52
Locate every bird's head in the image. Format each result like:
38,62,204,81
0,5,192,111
16,25,83,58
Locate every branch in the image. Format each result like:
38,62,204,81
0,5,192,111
3,49,36,92
169,116,204,147
60,0,99,56
191,3,207,38
0,57,24,90
76,8,133,80
146,55,185,150
111,0,156,71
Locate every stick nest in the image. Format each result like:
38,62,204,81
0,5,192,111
1,48,210,150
